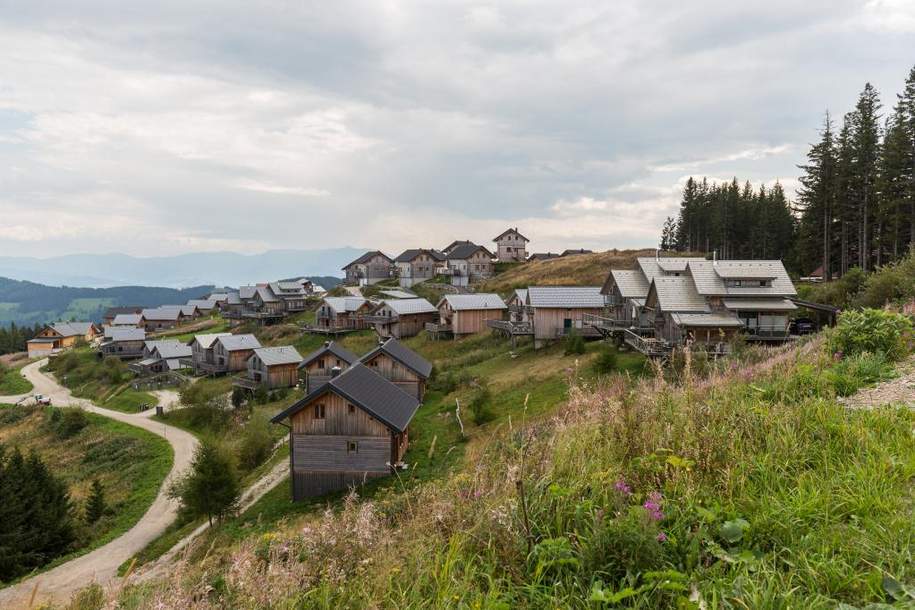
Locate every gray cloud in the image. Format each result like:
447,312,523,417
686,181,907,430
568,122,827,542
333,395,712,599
0,0,913,257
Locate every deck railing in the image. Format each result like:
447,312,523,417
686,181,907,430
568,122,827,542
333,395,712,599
363,314,398,324
487,319,533,335
425,322,453,333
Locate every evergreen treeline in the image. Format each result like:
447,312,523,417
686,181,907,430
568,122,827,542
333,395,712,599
660,178,795,260
796,67,915,278
661,64,915,276
0,445,75,583
0,323,41,356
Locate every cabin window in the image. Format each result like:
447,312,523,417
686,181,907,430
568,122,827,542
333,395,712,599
347,441,359,453
316,358,324,369
314,404,326,419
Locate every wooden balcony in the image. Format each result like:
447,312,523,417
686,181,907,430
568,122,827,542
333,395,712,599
363,314,398,324
487,319,533,336
232,375,261,390
195,360,228,375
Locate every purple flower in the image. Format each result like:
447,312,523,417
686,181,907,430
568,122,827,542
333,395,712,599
643,491,664,521
614,478,632,496
656,532,667,543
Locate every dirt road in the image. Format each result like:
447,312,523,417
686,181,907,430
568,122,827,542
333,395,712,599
0,360,199,609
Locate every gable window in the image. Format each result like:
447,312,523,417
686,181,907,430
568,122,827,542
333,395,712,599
347,440,359,453
316,358,324,369
348,403,356,415
314,404,326,419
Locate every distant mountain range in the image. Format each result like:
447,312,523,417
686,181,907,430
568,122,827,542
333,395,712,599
0,248,361,288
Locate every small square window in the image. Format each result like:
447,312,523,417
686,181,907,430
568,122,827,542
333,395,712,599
348,404,356,415
314,404,326,419
347,441,358,453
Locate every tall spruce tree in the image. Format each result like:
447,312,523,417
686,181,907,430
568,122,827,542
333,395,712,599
797,112,837,277
850,83,882,271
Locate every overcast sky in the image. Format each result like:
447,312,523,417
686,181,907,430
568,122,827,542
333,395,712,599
1,1,913,258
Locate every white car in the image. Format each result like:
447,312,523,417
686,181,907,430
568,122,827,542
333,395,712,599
34,394,52,406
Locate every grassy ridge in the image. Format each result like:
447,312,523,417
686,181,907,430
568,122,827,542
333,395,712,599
0,364,32,395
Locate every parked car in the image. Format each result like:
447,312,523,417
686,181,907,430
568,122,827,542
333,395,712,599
789,318,817,335
34,394,52,405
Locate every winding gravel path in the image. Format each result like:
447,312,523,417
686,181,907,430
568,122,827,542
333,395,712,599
0,360,199,609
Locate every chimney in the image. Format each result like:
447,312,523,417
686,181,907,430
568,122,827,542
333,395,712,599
331,366,342,378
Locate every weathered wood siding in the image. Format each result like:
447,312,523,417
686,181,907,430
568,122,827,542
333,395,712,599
249,357,299,388
362,352,425,399
213,343,255,372
532,307,604,341
375,310,437,339
452,309,503,335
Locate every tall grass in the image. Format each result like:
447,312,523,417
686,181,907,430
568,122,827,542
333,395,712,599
99,334,915,609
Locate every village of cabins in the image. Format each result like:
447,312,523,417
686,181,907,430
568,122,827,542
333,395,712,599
24,227,823,501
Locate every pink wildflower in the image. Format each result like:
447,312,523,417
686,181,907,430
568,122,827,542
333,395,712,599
643,491,664,521
614,478,632,496
656,532,667,543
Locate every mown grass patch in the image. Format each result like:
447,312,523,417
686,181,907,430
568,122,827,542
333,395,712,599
0,364,32,395
102,388,158,414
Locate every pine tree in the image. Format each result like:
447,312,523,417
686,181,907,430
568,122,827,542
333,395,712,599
797,112,837,277
85,479,106,524
850,83,882,271
659,217,677,250
897,64,915,248
169,441,240,526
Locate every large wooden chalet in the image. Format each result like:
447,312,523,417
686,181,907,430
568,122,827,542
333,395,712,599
131,339,192,375
141,307,186,331
444,243,495,286
103,306,142,326
394,249,446,288
343,251,394,286
525,286,606,348
434,294,507,336
365,298,438,339
98,327,146,360
235,346,303,390
359,338,432,400
208,334,262,375
271,362,420,500
27,322,101,358
493,227,529,263
316,297,371,331
187,332,232,374
298,341,359,392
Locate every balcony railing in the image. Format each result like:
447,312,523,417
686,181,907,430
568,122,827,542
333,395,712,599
363,314,398,324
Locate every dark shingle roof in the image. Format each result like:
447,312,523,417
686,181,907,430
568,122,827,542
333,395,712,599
394,248,446,263
446,243,494,260
360,338,433,379
493,227,530,242
343,250,393,269
298,341,359,369
272,363,420,432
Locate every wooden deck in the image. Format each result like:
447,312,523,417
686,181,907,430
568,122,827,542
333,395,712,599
486,319,533,336
301,324,360,336
424,322,453,339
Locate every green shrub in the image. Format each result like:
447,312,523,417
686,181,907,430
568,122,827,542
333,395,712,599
581,507,665,582
592,347,619,375
829,308,912,361
54,408,89,439
564,330,586,355
826,351,896,396
237,415,274,472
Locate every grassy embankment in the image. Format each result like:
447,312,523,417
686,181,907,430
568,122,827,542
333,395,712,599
0,404,172,582
0,360,33,395
44,349,159,414
104,306,915,609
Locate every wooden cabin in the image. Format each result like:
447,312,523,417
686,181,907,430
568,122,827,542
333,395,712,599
187,332,233,375
26,322,101,358
359,338,432,400
525,286,606,348
98,327,146,360
235,346,303,390
394,249,446,288
298,341,359,392
342,251,394,286
141,307,186,331
436,294,507,335
268,282,309,312
245,286,285,320
442,240,474,256
493,227,529,263
316,297,371,330
210,334,262,374
271,363,420,500
365,298,438,339
600,269,651,328
187,299,219,314
219,292,245,318
103,306,142,326
644,277,741,351
131,339,192,375
444,243,495,286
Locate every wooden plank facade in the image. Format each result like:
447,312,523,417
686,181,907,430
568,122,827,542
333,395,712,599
362,351,426,399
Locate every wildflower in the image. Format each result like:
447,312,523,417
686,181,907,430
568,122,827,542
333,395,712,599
643,491,664,521
613,478,632,496
656,531,667,543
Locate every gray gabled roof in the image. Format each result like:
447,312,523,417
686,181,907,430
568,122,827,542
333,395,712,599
446,243,494,261
256,286,279,303
604,269,650,299
510,288,528,304
636,257,706,284
394,248,446,263
688,260,796,297
190,332,232,349
322,296,368,313
646,277,709,313
216,334,262,351
238,285,258,300
225,292,242,305
360,338,433,379
379,289,416,299
493,227,529,242
272,363,420,433
141,307,182,321
187,299,218,310
152,340,193,360
438,293,507,311
105,327,146,342
252,346,302,366
298,341,359,370
112,313,143,326
525,286,604,308
380,298,437,316
343,250,393,269
51,322,96,337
